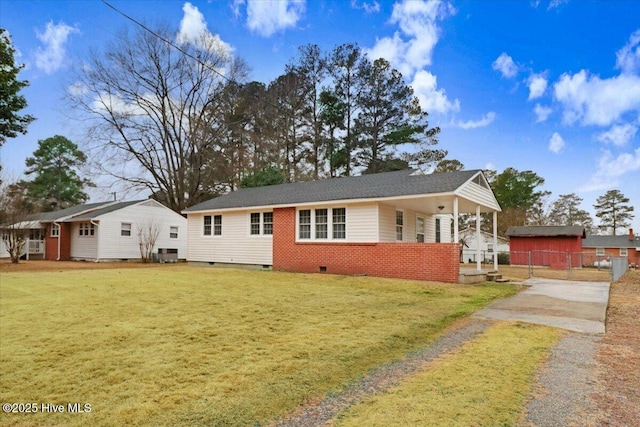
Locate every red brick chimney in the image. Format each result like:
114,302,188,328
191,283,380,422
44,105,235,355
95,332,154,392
630,228,634,241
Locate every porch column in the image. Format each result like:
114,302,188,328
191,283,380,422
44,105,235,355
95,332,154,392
476,205,481,271
493,211,498,271
453,197,459,244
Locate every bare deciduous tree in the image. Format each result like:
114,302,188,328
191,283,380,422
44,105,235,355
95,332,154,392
69,24,244,212
0,181,33,263
137,218,161,263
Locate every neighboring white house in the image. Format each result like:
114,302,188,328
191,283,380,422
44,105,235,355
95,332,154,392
459,226,509,264
2,199,187,262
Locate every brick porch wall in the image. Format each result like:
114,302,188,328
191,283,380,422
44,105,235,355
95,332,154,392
272,207,460,283
45,223,72,261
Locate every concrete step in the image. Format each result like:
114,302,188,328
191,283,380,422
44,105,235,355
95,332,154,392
495,278,510,283
486,272,502,281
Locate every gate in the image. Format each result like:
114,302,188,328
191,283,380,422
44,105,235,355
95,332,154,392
611,257,628,282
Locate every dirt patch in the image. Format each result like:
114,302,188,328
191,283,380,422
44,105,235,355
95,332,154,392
0,259,182,273
587,270,640,426
497,265,611,283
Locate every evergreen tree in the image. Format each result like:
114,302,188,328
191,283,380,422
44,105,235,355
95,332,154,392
548,193,594,232
0,29,35,146
23,135,93,211
594,190,635,235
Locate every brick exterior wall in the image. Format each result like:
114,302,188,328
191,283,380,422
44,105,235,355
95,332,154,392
45,223,71,261
583,247,640,267
272,207,460,283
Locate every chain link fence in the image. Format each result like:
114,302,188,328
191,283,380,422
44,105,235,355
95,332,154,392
491,250,623,282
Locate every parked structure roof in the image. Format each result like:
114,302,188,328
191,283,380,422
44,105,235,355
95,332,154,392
582,234,640,248
506,226,586,238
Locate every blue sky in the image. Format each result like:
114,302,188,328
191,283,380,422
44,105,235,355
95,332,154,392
1,0,639,231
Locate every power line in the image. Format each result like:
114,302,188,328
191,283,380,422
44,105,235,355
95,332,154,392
100,0,284,113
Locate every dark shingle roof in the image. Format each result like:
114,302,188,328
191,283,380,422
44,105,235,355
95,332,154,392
37,202,115,222
582,234,640,248
506,226,586,238
184,169,481,212
69,200,144,221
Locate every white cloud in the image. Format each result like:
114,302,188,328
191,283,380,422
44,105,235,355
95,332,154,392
548,0,570,10
411,70,460,114
456,112,496,129
548,132,565,153
596,123,638,146
67,81,88,97
34,21,79,74
533,104,553,123
177,2,233,57
616,29,640,74
554,70,640,126
579,147,640,191
351,0,381,13
365,0,456,77
527,73,548,100
492,52,518,78
245,0,306,37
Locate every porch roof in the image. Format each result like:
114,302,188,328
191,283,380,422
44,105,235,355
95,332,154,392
185,169,500,214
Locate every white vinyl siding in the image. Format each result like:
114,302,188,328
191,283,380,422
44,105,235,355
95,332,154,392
187,210,272,265
455,174,501,211
87,201,187,261
70,223,98,259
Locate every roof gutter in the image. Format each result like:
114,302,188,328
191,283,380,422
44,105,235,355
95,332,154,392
91,219,100,263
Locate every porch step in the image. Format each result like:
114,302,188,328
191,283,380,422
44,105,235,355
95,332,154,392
495,278,510,283
486,272,502,281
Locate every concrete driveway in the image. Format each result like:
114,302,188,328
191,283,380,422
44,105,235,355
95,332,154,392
473,277,610,334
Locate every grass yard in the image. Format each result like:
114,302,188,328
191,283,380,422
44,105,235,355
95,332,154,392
0,266,516,426
334,322,562,427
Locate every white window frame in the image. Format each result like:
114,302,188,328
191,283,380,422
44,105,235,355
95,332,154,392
263,212,273,235
620,248,628,256
435,217,441,243
596,247,605,256
79,222,95,237
121,222,132,237
332,208,346,239
169,226,178,239
296,207,347,242
203,215,212,236
250,213,261,235
416,216,425,243
213,215,222,236
51,223,60,237
396,210,404,241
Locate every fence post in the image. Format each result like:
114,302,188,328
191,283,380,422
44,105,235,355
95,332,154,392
567,252,571,280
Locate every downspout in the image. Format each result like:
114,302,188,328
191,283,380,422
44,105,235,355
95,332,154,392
91,219,100,262
54,221,61,261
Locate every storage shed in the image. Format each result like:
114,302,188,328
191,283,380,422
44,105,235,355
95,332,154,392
506,226,586,268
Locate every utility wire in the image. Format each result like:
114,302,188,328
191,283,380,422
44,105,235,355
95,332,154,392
100,0,284,113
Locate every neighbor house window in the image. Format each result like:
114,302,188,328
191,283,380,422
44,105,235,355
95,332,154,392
416,217,425,243
121,223,132,237
263,212,273,235
170,226,178,239
396,210,403,241
79,222,95,237
620,248,628,256
315,209,328,239
299,210,311,239
250,213,261,235
213,215,222,236
332,208,346,239
203,215,212,236
435,218,441,243
51,224,60,237
596,248,605,256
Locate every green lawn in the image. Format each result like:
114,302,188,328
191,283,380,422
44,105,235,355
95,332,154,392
335,322,562,427
0,266,516,426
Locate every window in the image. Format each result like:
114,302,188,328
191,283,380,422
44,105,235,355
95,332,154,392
170,226,178,239
487,243,494,253
596,247,605,256
263,212,273,235
620,248,628,256
250,213,261,235
315,209,328,239
203,215,212,236
299,210,311,239
79,222,95,237
332,208,346,239
51,224,60,237
416,217,425,243
435,218,441,243
396,210,403,241
213,215,222,236
121,223,132,237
